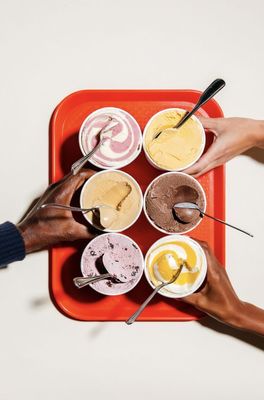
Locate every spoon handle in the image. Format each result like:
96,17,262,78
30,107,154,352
71,140,103,175
175,79,226,129
126,283,165,325
73,274,112,288
71,118,118,175
126,265,184,325
201,211,254,237
39,203,95,213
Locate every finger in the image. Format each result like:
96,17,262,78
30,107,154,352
192,239,209,249
184,154,215,177
182,292,201,306
191,239,222,278
62,169,96,192
184,134,222,176
192,162,217,178
50,169,96,204
199,117,222,133
191,238,213,260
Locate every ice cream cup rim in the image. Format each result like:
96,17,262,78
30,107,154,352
144,234,207,298
78,106,143,170
80,232,144,296
143,171,207,235
142,107,206,172
80,169,143,233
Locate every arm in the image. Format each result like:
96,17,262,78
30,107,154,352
0,170,95,267
183,241,264,336
185,117,264,177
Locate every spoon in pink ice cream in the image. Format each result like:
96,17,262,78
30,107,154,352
73,253,129,288
71,117,119,175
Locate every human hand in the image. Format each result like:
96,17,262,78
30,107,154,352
17,169,96,253
183,241,243,326
184,117,264,177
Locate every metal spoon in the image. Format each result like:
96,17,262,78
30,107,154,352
74,273,123,288
173,202,254,237
71,117,119,175
154,78,226,139
74,253,129,288
126,263,184,325
39,203,118,228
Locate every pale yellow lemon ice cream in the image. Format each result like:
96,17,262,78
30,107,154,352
81,171,142,231
145,235,207,298
144,109,205,171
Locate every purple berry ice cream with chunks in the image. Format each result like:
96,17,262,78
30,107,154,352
81,233,143,295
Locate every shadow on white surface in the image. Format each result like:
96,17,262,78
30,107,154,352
87,322,111,339
199,316,264,350
30,296,51,308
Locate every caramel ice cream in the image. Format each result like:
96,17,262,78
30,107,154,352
144,108,205,171
81,171,142,231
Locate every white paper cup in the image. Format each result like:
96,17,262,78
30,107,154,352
80,170,143,233
79,107,142,170
144,235,207,298
143,172,206,235
143,108,205,172
80,233,144,296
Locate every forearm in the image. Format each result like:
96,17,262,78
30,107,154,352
252,119,264,149
227,301,264,336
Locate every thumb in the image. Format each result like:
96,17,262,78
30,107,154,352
184,153,214,177
182,292,201,306
184,134,221,177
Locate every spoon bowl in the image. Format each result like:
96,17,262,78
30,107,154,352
173,202,253,237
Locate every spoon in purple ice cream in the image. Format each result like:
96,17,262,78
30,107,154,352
73,254,129,288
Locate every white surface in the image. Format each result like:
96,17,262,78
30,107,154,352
0,0,263,399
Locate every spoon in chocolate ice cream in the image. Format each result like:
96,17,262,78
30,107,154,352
74,254,129,288
173,202,254,237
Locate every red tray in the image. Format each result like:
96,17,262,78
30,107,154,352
49,90,225,321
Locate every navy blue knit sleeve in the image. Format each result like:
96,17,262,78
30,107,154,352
0,222,26,268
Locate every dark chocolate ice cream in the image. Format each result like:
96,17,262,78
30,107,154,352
145,173,206,233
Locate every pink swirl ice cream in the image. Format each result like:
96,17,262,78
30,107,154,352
79,107,142,169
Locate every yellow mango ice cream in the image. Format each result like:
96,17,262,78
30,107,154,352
81,171,142,231
145,236,207,297
144,109,205,170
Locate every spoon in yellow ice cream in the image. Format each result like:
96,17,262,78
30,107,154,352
154,78,225,139
126,260,185,325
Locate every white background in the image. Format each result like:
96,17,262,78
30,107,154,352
0,0,264,399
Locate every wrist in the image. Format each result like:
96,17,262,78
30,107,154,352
224,301,264,335
17,220,49,254
223,300,248,328
250,120,264,148
16,223,36,254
